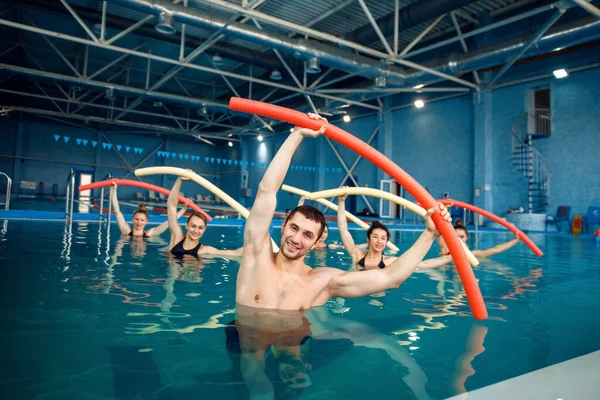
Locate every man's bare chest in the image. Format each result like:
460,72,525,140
243,271,324,310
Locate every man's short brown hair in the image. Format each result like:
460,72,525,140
284,205,327,241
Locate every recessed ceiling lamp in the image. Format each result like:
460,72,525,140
270,69,282,80
212,54,224,67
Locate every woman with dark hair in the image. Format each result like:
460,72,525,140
111,184,186,237
418,223,521,269
439,225,520,258
337,193,397,270
167,176,242,258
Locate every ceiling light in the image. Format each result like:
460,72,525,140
227,133,233,137
257,135,264,141
290,127,294,133
414,99,425,108
270,69,282,80
155,11,176,35
153,101,163,108
212,54,224,67
553,69,568,79
305,57,321,74
412,84,425,89
228,141,233,147
342,115,351,123
197,106,208,116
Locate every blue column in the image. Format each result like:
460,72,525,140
239,137,250,208
162,139,169,190
473,88,494,219
316,136,326,191
376,98,394,213
92,131,103,197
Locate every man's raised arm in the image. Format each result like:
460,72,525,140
243,115,326,255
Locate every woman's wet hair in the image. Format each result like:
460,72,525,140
284,205,327,241
133,204,148,218
187,212,207,226
366,221,389,242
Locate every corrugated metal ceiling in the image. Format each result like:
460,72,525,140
68,0,526,55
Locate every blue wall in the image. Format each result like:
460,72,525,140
490,83,531,215
541,67,600,216
490,67,600,217
391,95,475,204
0,119,223,200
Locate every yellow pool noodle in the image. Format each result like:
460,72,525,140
281,184,400,253
135,166,279,252
307,187,479,266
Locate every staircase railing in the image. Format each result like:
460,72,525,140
511,113,551,213
529,107,551,136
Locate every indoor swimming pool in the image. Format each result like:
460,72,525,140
0,220,598,399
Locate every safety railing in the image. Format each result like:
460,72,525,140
0,172,12,210
65,169,75,222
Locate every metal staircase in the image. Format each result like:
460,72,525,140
510,110,551,213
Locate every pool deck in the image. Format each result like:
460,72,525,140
446,350,600,400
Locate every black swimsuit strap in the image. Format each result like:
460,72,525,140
358,253,386,269
129,230,149,237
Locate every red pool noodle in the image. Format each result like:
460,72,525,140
438,199,543,256
79,179,212,222
229,97,487,320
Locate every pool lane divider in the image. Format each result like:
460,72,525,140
135,166,279,252
437,199,543,257
307,187,479,266
79,179,211,222
230,97,487,320
282,184,400,253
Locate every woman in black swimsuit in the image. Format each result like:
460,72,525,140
167,176,242,258
336,192,397,270
111,184,186,237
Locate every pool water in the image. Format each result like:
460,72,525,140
0,220,599,400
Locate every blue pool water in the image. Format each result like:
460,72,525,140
0,220,599,400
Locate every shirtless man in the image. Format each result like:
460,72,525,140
236,114,450,311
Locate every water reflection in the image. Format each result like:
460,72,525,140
408,259,544,330
226,304,314,398
452,323,488,396
209,304,431,399
60,220,73,264
1,219,7,235
310,305,430,400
